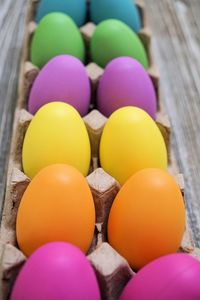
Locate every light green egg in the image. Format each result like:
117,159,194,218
31,13,85,68
90,19,148,69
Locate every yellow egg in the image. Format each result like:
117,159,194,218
22,102,91,179
100,107,167,185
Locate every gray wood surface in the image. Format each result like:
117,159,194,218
0,0,200,246
0,0,28,214
145,0,200,246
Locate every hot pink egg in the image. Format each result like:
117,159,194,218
28,55,91,116
11,242,101,300
97,57,157,119
120,253,200,300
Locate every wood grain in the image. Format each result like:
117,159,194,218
0,0,200,247
0,0,28,215
144,0,200,246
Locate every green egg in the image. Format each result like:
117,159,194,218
31,13,85,68
90,19,148,69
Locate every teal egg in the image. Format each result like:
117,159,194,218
35,0,87,26
90,0,141,33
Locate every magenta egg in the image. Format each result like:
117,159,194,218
28,55,91,116
97,57,157,119
10,242,101,300
120,253,200,300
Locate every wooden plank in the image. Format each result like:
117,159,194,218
144,0,200,246
0,0,28,215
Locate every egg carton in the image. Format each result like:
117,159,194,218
0,0,198,299
17,0,157,107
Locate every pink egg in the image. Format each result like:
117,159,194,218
120,253,200,300
28,55,91,116
11,242,101,300
97,57,157,119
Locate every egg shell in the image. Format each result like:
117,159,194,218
16,164,95,257
11,242,101,300
90,0,141,32
28,55,90,116
108,169,185,270
35,0,87,26
31,13,85,68
100,107,167,185
97,57,157,118
22,102,91,179
120,254,200,300
90,19,148,68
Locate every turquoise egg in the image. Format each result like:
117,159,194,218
90,0,141,33
35,0,87,26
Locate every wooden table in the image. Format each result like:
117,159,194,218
0,0,200,246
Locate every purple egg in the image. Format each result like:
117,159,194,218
11,242,101,300
97,57,157,119
120,253,200,300
28,55,91,116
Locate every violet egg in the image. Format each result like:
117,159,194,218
28,55,90,116
11,242,101,300
97,57,157,119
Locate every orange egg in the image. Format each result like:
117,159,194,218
108,168,185,270
16,164,95,257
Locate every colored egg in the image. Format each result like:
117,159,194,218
100,107,167,185
16,164,95,256
22,102,91,179
108,169,185,270
31,13,85,68
90,0,141,33
97,57,157,118
120,254,200,300
90,19,148,68
35,0,87,26
28,55,90,116
11,242,101,300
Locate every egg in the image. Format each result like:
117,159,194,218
97,57,157,118
90,19,148,68
16,164,95,256
35,0,87,26
108,169,185,270
90,0,141,33
22,102,91,179
28,55,90,116
11,242,101,300
120,254,200,300
100,107,167,185
31,13,85,68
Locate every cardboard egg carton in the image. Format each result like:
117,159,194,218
0,163,196,300
0,0,198,299
27,0,157,102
